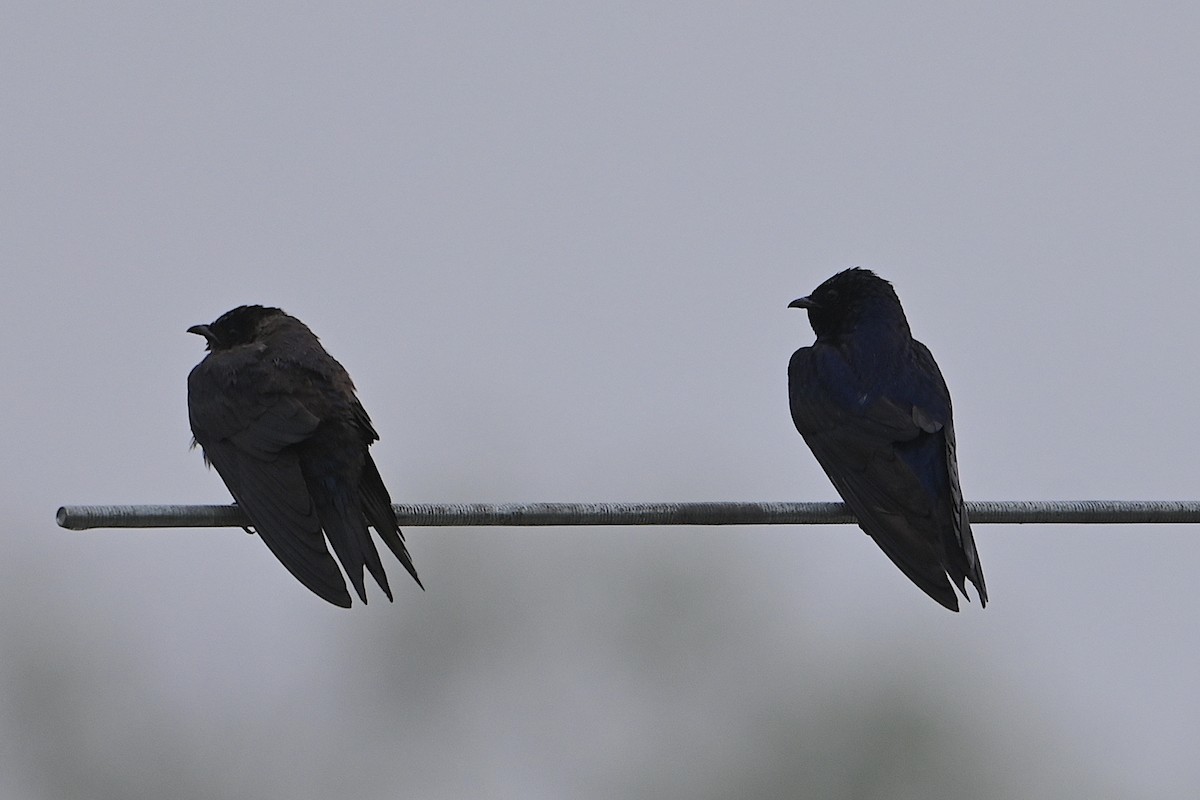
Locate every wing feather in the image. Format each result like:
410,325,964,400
199,439,352,607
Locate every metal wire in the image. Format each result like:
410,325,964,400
55,500,1200,531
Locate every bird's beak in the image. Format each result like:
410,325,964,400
788,296,817,310
187,324,217,347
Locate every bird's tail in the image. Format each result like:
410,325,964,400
360,454,423,590
947,516,987,608
306,467,393,604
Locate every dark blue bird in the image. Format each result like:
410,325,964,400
187,305,422,607
787,269,986,611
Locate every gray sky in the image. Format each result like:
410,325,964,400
3,2,1198,798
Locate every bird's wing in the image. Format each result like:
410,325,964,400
188,352,352,607
788,345,963,610
910,342,986,605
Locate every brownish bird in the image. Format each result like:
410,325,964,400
188,305,421,606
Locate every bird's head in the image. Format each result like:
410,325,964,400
188,305,285,351
788,268,906,339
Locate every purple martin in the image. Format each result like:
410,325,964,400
788,269,986,611
187,305,421,607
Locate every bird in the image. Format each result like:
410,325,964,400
187,305,421,607
787,268,986,611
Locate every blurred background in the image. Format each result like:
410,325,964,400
2,2,1198,797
